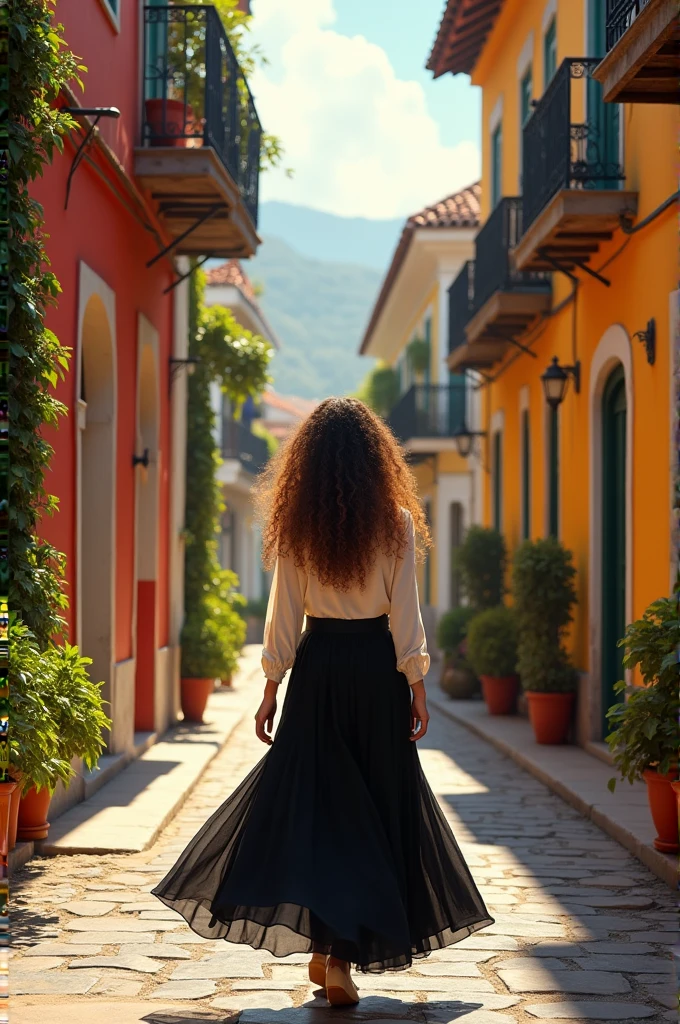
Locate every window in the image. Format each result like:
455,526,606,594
492,431,502,532
98,0,120,30
521,409,530,540
520,66,533,127
544,17,557,86
548,406,559,537
491,123,503,208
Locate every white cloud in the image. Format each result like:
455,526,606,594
249,0,480,219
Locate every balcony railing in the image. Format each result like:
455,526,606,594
222,420,269,475
387,383,467,443
448,261,475,354
142,4,261,225
522,58,625,232
472,197,551,314
606,0,653,49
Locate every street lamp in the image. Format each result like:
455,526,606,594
541,357,581,409
453,424,486,459
169,356,200,390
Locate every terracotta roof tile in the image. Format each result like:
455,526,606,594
427,0,502,79
359,183,480,354
205,259,257,302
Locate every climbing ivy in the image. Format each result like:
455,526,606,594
9,0,84,645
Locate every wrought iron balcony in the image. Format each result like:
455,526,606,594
448,261,475,357
387,383,467,450
472,198,550,315
595,0,679,103
515,57,637,274
135,5,262,260
222,420,269,476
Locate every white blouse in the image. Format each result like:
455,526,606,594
262,509,430,686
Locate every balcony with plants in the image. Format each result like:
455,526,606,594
448,199,551,373
593,0,679,104
514,57,638,277
134,4,263,260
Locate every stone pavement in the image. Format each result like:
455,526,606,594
11,680,676,1024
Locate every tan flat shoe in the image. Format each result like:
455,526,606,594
325,963,360,1006
308,952,328,989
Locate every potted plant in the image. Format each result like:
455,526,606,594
606,596,679,853
10,620,110,841
454,526,507,612
407,336,430,377
436,607,478,699
512,537,578,744
467,606,519,715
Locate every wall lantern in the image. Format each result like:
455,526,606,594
453,424,487,459
132,448,150,469
541,357,581,409
169,356,200,389
633,318,655,366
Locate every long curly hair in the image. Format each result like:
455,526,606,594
255,397,430,591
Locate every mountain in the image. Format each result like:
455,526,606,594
247,236,381,399
258,201,403,271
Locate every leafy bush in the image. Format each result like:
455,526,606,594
407,337,430,375
436,606,476,657
454,526,507,611
357,363,400,417
606,596,680,788
10,620,110,793
467,606,518,678
512,537,577,693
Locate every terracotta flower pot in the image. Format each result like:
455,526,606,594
643,769,679,853
480,675,519,715
0,781,19,858
180,677,215,723
526,691,575,744
671,780,680,815
220,676,233,689
8,778,22,851
144,98,194,147
17,786,52,842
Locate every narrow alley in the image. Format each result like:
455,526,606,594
12,662,675,1024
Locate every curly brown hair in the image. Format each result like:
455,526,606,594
254,397,430,591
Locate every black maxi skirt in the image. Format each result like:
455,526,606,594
152,616,494,972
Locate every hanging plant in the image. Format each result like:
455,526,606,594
408,336,430,376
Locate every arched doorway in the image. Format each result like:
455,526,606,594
78,294,116,747
601,364,627,736
134,327,159,733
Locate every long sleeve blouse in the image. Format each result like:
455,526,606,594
261,509,430,686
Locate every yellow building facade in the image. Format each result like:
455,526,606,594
360,188,483,648
428,0,678,743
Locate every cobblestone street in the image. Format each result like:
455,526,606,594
12,683,675,1024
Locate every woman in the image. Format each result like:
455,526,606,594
153,398,492,1005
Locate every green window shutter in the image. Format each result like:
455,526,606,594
548,406,559,537
521,409,530,540
544,17,557,86
491,123,503,208
492,431,502,531
520,67,533,126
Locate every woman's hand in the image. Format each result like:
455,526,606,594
255,680,279,745
410,681,429,741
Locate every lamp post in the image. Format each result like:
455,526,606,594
453,424,487,459
541,357,581,409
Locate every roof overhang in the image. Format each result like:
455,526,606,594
204,282,281,349
427,0,502,78
360,227,477,361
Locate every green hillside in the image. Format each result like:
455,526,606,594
248,236,381,399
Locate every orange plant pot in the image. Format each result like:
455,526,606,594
480,675,519,716
671,779,680,814
526,691,575,745
220,677,233,689
8,779,22,851
17,786,52,842
144,98,194,147
643,769,679,853
180,678,215,723
0,781,19,858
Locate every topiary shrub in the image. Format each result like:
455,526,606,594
466,605,518,678
436,606,476,657
512,537,577,693
454,526,507,612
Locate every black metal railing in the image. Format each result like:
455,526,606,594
142,5,261,225
472,197,551,313
448,261,475,353
522,58,625,231
222,421,269,475
387,383,467,442
606,0,653,50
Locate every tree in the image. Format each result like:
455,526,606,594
356,362,399,417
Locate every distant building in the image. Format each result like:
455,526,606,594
205,262,280,603
258,390,319,443
360,185,481,654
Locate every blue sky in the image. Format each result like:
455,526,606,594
250,0,481,220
